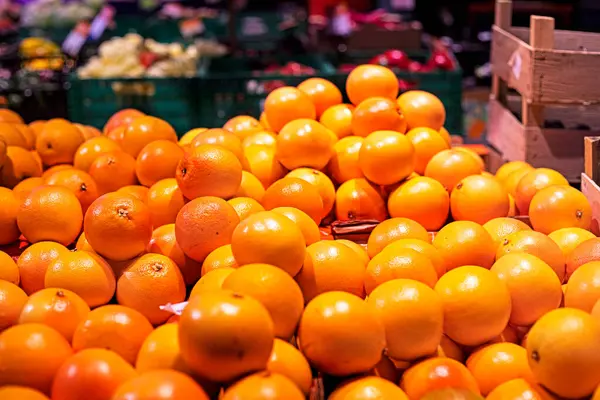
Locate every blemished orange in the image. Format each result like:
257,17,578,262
298,77,343,117
117,254,186,325
89,150,137,194
433,221,496,270
73,136,120,172
12,177,44,203
223,263,304,339
120,116,177,158
320,103,354,139
190,268,235,296
17,241,68,294
495,161,533,184
103,108,144,134
178,128,207,146
176,144,242,200
175,196,240,262
0,323,73,394
337,239,371,265
401,358,480,399
358,130,414,185
365,247,438,294
351,97,407,137
496,230,566,282
330,376,409,400
112,369,210,400
424,149,483,192
565,261,600,312
566,238,600,280
514,168,569,215
451,174,510,224
367,217,430,258
367,279,443,361
295,240,367,302
434,266,511,346
0,187,20,245
242,146,287,188
529,185,592,234
136,323,190,373
483,217,532,247
235,171,265,201
147,178,185,227
336,178,388,221
549,227,596,260
201,244,237,276
396,90,446,131
0,386,49,400
84,192,152,261
72,304,153,365
0,280,28,331
179,290,274,382
384,238,446,278
35,120,84,166
406,127,450,174
267,339,312,395
17,185,83,246
271,207,321,246
242,131,276,149
0,109,24,123
286,168,335,219
18,288,90,342
222,372,303,400
1,146,42,188
262,177,323,224
387,177,449,231
526,308,600,398
117,185,148,203
231,210,305,276
466,343,533,395
327,136,364,184
491,253,562,326
45,168,99,214
135,140,184,187
223,115,264,141
486,379,551,400
346,64,399,105
298,291,385,376
264,87,316,132
228,196,265,221
0,250,19,284
275,119,334,171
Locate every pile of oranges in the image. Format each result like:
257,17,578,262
0,63,600,400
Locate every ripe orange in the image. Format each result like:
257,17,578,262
330,376,409,400
271,207,321,245
336,178,387,221
565,261,600,312
327,136,364,184
526,308,600,398
275,119,334,171
529,185,592,234
264,87,316,132
346,65,399,105
29,120,46,135
45,168,99,214
298,291,385,376
35,120,84,166
74,124,101,141
337,239,370,264
84,192,152,261
0,386,49,400
222,372,303,400
496,230,566,282
106,125,126,145
112,369,210,400
190,128,243,160
120,116,177,158
88,150,137,194
406,127,450,175
73,136,120,172
0,280,27,331
286,168,335,219
486,379,551,400
424,149,483,192
135,140,184,187
502,167,534,200
235,171,265,201
367,279,443,361
0,250,19,284
201,244,237,276
175,196,239,262
241,146,288,189
1,146,43,188
267,339,312,395
491,253,562,326
13,124,36,149
262,177,323,224
179,290,274,382
176,144,242,200
320,103,354,139
0,123,26,149
223,115,264,141
367,217,430,257
0,109,24,123
397,90,446,131
451,174,510,224
351,97,407,137
437,335,465,362
514,168,569,215
103,108,144,134
146,178,185,227
433,221,496,271
242,131,276,150
116,185,148,203
298,77,342,117
384,238,446,278
12,177,44,203
136,323,190,373
189,268,235,296
549,227,596,260
227,197,264,221
566,238,600,280
495,161,533,184
17,241,67,294
178,128,207,146
0,188,21,245
0,323,72,393
434,266,511,346
41,164,73,181
358,130,414,185
483,217,531,247
454,147,485,171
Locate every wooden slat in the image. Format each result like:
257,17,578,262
524,16,554,126
585,137,600,183
487,99,527,162
491,26,533,100
511,26,600,52
581,173,600,235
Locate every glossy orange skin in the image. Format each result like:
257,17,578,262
41,164,73,181
121,116,177,158
0,386,50,400
117,185,148,203
565,261,600,312
0,249,19,284
450,175,510,224
0,109,24,124
242,131,276,149
330,376,409,400
262,177,324,224
483,217,531,248
13,177,44,203
335,178,387,221
359,130,414,185
264,87,317,132
190,128,244,160
0,280,28,331
276,119,334,171
272,206,321,246
35,120,85,166
89,151,138,194
397,90,446,131
135,140,184,187
201,244,238,276
0,187,20,245
223,115,265,141
147,178,186,228
320,103,355,139
298,77,343,117
346,65,399,106
45,168,100,214
367,217,430,258
267,338,313,395
385,238,446,278
432,221,496,271
529,185,592,234
242,146,288,188
235,171,266,201
17,241,68,294
351,97,407,137
112,369,209,400
486,379,551,400
406,127,450,174
514,168,568,215
103,109,144,134
548,227,595,260
190,268,235,296
222,372,304,400
495,161,532,184
566,237,600,280
73,136,120,172
136,323,190,373
2,146,43,188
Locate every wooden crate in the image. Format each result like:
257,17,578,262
581,137,600,236
488,0,600,182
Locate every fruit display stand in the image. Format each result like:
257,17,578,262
582,136,600,235
488,0,600,183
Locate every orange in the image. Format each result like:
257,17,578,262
406,127,450,174
526,308,600,398
231,210,305,276
136,323,190,373
264,87,316,132
367,279,443,361
495,161,533,184
0,109,24,123
437,126,451,144
73,123,101,141
454,147,485,171
486,379,551,400
496,230,566,282
1,146,42,188
565,261,600,312
0,280,27,331
222,372,303,400
223,115,264,141
335,178,388,221
365,247,438,294
223,263,304,339
45,168,99,213
106,125,126,145
491,253,562,326
514,168,569,215
179,290,274,382
13,124,36,149
227,196,265,221
147,178,185,227
201,244,237,276
298,77,342,117
189,268,235,296
295,240,367,302
358,130,414,185
242,131,276,149
117,185,148,203
503,167,534,200
346,65,399,105
432,221,496,271
18,288,89,341
327,136,364,184
466,343,533,395
286,168,335,218
148,224,202,285
437,335,465,362
370,355,399,382
275,119,334,171
320,103,354,139
330,376,409,400
89,150,137,194
17,241,68,294
112,369,209,400
176,144,242,200
29,120,46,136
235,171,265,201
488,325,520,345
190,128,243,160
267,338,312,395
0,250,19,284
17,185,83,245
0,122,27,148
451,174,510,224
387,177,449,231
566,238,600,280
271,206,321,245
434,266,511,346
384,238,446,278
397,90,446,131
262,177,323,224
41,164,73,181
0,323,72,393
337,239,371,265
84,192,152,261
549,227,596,260
483,217,531,247
35,120,84,166
424,149,483,192
178,128,207,146
259,112,272,131
242,146,287,188
508,194,517,216
367,217,430,258
120,116,177,158
103,108,144,134
351,97,407,137
12,177,44,203
175,196,239,262
298,291,385,376
529,185,592,234
0,188,21,245
135,140,184,187
0,386,49,400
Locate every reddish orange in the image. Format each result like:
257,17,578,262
103,109,144,134
45,168,99,214
89,151,137,194
17,241,68,294
0,280,28,331
73,136,120,172
112,369,209,400
222,372,303,400
135,140,184,187
514,168,569,215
